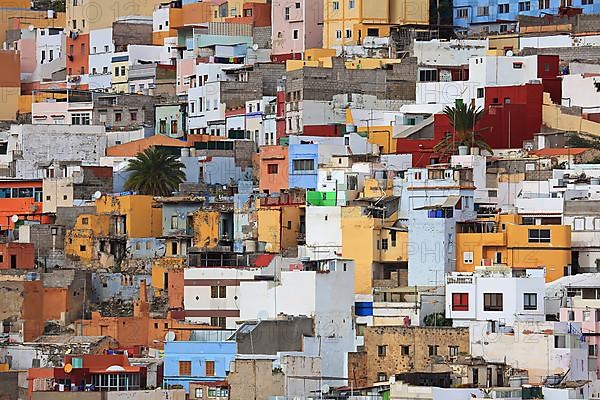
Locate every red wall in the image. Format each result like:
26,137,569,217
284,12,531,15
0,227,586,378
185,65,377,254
396,84,544,166
0,242,35,269
66,33,89,84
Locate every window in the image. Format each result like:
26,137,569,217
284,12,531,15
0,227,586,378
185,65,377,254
71,113,90,125
171,216,178,229
477,88,484,98
79,245,86,252
582,0,593,4
267,164,278,174
484,293,503,311
590,344,598,357
179,361,191,376
284,7,290,20
381,239,389,250
211,286,226,298
452,293,469,311
428,345,438,356
539,0,550,8
401,345,410,355
523,293,537,310
115,112,122,122
82,217,89,225
114,67,119,77
293,159,314,172
554,335,566,348
345,29,352,38
463,252,474,264
390,231,397,247
130,112,137,121
195,388,203,398
332,1,340,11
377,372,387,382
498,3,510,13
349,0,355,8
519,1,531,10
293,29,299,40
528,229,551,243
205,361,215,377
457,8,468,18
120,66,126,76
449,346,459,357
584,310,591,321
377,345,387,357
419,69,437,82
210,316,226,328
477,6,489,16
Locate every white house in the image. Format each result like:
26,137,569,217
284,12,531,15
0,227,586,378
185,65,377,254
88,28,114,91
445,267,546,327
238,258,355,387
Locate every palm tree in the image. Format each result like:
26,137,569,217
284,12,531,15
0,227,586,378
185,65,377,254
125,146,186,196
433,102,492,157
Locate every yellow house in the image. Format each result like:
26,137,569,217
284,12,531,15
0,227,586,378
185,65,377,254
257,205,302,254
456,214,571,282
323,0,429,49
65,214,111,262
193,210,221,250
67,0,164,33
95,195,163,238
111,56,129,94
342,188,409,295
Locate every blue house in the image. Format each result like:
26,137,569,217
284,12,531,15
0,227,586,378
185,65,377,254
453,0,600,33
163,338,237,393
288,143,318,190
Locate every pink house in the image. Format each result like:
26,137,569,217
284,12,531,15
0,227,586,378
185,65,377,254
271,0,323,62
560,307,600,379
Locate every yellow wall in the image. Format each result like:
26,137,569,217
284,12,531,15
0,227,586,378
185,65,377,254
0,87,20,121
151,257,185,292
280,206,301,252
323,0,428,48
543,93,600,137
342,206,376,294
456,214,571,282
111,60,129,94
68,0,163,33
365,126,396,154
96,195,162,238
65,214,112,261
376,229,409,263
193,210,221,249
257,208,281,253
487,34,519,51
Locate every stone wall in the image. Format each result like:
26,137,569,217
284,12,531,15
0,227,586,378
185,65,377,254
350,326,470,386
228,359,285,400
286,57,418,102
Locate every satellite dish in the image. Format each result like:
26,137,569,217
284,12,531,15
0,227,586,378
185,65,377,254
11,215,19,223
252,43,259,51
93,191,102,200
165,331,176,342
505,50,514,57
28,25,34,32
64,363,73,373
321,384,330,394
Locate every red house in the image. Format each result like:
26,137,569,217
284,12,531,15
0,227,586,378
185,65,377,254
396,83,546,167
0,242,35,269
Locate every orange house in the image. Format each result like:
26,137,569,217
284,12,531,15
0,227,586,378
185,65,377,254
259,146,289,194
0,180,51,230
225,2,271,27
66,32,89,89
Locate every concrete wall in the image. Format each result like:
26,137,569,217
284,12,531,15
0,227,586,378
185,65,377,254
91,273,152,303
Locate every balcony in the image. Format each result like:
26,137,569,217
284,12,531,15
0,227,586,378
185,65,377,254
446,276,474,285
